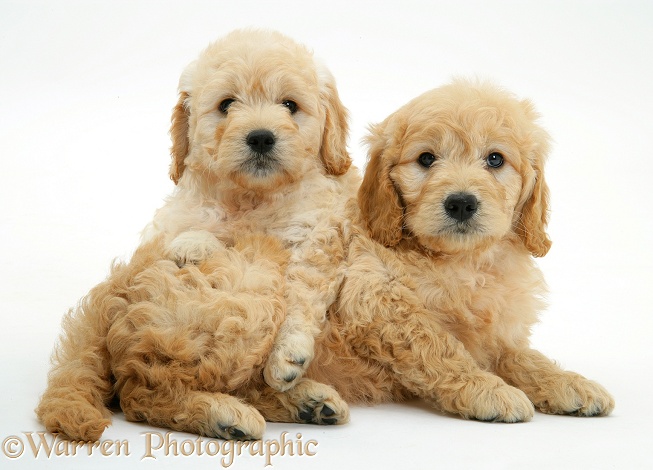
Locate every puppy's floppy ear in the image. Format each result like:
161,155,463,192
358,121,404,246
317,65,352,176
516,100,552,257
169,92,190,184
169,61,196,185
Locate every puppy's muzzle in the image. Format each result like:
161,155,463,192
246,129,276,154
444,193,478,222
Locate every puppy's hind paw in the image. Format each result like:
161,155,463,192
263,331,314,392
37,398,111,442
208,398,266,441
166,230,224,267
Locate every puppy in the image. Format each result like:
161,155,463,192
36,29,357,442
307,80,614,421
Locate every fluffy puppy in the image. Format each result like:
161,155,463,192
307,80,614,421
36,29,358,442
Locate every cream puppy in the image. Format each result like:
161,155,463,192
306,80,614,422
37,29,357,442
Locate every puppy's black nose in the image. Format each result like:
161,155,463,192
246,129,276,154
444,193,478,222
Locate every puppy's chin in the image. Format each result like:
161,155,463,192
229,165,297,192
415,229,500,255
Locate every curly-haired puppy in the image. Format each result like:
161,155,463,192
36,29,358,442
307,80,614,421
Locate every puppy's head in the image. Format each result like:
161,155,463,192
169,29,351,194
359,80,551,257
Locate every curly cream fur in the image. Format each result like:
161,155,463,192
36,29,355,442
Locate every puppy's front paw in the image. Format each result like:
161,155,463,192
460,375,534,423
473,383,534,423
264,331,314,392
535,373,614,417
167,230,223,267
286,379,350,425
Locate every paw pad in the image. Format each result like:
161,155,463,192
298,410,313,422
298,404,340,425
218,424,252,440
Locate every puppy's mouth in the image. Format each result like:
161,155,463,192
240,153,281,177
439,220,483,236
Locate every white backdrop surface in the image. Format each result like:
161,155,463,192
1,1,652,469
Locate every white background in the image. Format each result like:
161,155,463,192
1,1,652,468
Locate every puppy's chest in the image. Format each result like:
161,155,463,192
214,202,336,248
410,259,509,328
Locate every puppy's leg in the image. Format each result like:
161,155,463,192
340,245,534,423
166,229,225,267
119,380,266,440
36,294,115,441
36,355,112,442
263,314,317,392
367,317,534,422
496,348,614,417
244,379,349,426
264,227,346,392
37,239,174,442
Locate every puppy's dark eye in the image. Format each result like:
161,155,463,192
282,100,298,114
218,98,235,114
486,152,504,168
417,152,437,168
